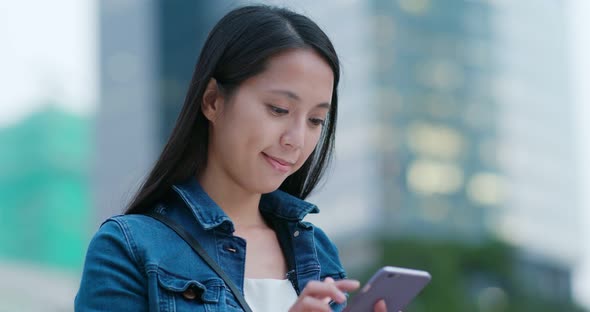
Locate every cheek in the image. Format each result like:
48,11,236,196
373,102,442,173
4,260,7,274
218,112,274,166
298,131,323,165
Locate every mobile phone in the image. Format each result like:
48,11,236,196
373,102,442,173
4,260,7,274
343,266,431,312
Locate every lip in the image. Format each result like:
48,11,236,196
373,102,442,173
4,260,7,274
262,152,295,173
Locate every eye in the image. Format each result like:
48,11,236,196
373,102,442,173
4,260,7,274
267,104,289,116
309,118,325,127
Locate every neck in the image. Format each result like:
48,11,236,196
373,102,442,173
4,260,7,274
198,164,266,229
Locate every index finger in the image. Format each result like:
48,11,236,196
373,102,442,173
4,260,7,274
332,279,361,293
301,279,360,303
322,277,336,304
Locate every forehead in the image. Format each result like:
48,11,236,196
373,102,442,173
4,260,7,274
240,49,335,104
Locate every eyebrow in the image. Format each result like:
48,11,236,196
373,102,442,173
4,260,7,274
269,89,331,109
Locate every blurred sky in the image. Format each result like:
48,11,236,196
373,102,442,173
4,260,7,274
569,0,590,308
0,0,97,126
0,0,588,308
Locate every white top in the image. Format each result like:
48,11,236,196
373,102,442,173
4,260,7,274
243,278,298,312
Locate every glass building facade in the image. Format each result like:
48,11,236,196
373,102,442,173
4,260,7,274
371,0,579,303
372,0,498,240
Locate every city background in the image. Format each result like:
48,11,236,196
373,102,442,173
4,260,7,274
0,0,588,311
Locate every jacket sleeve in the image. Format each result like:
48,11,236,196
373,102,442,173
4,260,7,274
74,219,147,312
313,225,347,279
312,225,349,312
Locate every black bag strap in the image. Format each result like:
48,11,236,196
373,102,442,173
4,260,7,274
144,211,253,312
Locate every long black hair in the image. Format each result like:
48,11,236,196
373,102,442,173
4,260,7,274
125,5,340,214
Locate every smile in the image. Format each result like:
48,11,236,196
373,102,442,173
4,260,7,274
262,153,294,173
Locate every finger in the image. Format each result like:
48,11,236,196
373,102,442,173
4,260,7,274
301,280,345,303
322,277,336,304
374,299,387,312
332,279,361,293
295,296,332,312
301,280,348,303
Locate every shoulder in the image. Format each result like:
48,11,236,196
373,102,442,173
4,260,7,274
105,213,159,228
89,214,173,258
88,214,155,253
91,214,152,247
80,215,151,279
100,213,174,238
302,221,347,279
93,214,158,245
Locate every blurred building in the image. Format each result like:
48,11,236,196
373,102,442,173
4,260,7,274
0,107,91,268
372,0,497,241
0,106,90,310
96,1,227,221
492,0,580,301
371,0,579,303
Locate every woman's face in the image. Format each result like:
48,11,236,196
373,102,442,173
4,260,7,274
204,48,334,194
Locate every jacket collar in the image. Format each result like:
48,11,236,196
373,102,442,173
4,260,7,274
259,191,319,221
171,177,319,232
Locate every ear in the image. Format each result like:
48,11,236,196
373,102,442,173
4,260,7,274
201,78,224,123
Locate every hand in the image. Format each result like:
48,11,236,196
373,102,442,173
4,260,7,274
320,278,388,312
288,277,360,312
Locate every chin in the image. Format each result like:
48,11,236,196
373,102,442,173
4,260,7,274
249,178,286,195
259,183,284,194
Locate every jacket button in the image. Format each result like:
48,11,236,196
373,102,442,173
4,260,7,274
183,288,197,300
293,231,300,237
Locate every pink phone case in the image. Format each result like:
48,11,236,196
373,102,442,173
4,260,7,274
343,266,431,312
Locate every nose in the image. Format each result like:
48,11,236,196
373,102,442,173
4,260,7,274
280,119,305,149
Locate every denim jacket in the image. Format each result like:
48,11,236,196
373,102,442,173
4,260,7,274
74,178,348,311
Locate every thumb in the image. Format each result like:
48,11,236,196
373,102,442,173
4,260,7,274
374,299,387,312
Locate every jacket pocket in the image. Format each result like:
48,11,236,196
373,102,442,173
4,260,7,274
155,269,224,312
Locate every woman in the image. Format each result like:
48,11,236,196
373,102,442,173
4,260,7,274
75,5,386,312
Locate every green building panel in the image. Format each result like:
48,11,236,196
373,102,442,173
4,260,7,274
0,106,92,270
